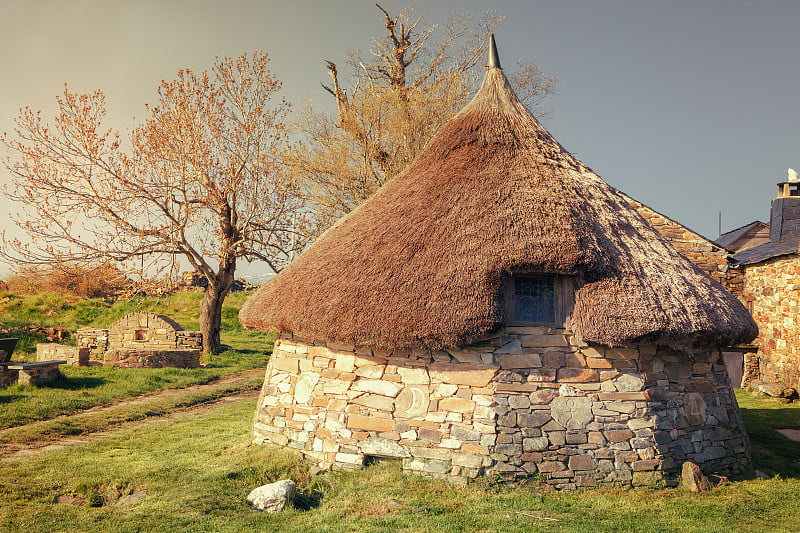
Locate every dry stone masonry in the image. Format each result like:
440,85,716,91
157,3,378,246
36,343,89,366
76,312,201,368
253,327,749,489
742,255,800,392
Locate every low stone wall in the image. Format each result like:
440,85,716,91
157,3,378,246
104,348,200,369
743,255,800,391
36,343,90,366
253,327,749,488
76,312,202,365
17,364,61,386
176,331,202,350
0,367,18,387
76,327,109,358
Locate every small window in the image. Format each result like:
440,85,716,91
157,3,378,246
513,277,555,323
134,329,148,341
506,275,574,326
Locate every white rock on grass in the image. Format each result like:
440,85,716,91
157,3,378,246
247,479,296,513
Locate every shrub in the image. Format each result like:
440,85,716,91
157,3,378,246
5,262,132,299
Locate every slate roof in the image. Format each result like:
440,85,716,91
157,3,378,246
730,233,800,266
715,221,769,250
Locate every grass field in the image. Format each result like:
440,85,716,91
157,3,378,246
1,391,800,532
2,291,800,531
0,291,273,429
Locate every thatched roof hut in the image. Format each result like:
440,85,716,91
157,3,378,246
240,38,756,353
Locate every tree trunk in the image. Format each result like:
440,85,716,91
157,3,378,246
199,260,236,354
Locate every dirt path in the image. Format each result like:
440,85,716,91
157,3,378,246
0,369,264,460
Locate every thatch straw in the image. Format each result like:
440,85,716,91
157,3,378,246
240,65,757,351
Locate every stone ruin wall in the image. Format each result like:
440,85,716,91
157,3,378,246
253,327,750,489
742,255,800,392
36,343,89,366
76,312,202,368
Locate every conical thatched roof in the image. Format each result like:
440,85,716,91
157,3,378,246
240,40,756,352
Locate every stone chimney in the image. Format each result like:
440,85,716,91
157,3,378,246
770,180,800,241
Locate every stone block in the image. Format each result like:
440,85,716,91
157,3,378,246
565,353,586,367
523,437,548,452
347,414,394,433
452,426,481,442
359,437,410,458
429,362,498,387
394,386,428,418
352,379,402,398
568,454,596,471
418,428,442,443
452,453,484,468
439,397,475,413
550,396,592,430
496,339,523,354
334,353,355,372
632,459,660,471
521,335,568,348
351,394,395,412
271,357,299,374
518,412,551,428
498,353,543,369
604,429,634,442
538,461,566,473
398,367,429,384
557,368,600,382
461,443,490,455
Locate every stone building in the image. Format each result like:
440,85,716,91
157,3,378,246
716,221,770,254
729,180,800,391
77,312,202,368
239,38,757,488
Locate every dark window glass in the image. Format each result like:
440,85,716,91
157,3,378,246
513,277,555,323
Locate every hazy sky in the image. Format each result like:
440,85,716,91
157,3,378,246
1,1,798,279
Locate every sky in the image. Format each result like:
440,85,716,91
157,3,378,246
0,0,798,280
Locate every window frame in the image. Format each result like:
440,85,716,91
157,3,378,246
504,274,574,327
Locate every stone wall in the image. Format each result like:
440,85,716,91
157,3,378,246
253,327,749,488
103,348,200,369
623,194,744,297
76,312,202,367
108,312,182,350
76,327,109,358
36,343,89,366
742,255,800,391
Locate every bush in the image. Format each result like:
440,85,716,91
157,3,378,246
5,263,132,299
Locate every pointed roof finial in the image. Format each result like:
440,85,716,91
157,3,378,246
488,33,501,69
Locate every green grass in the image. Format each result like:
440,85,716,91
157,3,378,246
0,289,274,429
0,329,273,429
2,392,800,532
735,389,800,478
2,291,800,530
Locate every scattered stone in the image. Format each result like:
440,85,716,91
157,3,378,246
115,489,148,506
751,381,796,398
247,480,296,512
55,495,85,506
681,461,711,493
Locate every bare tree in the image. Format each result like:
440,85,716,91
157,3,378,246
2,52,308,353
290,4,557,236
